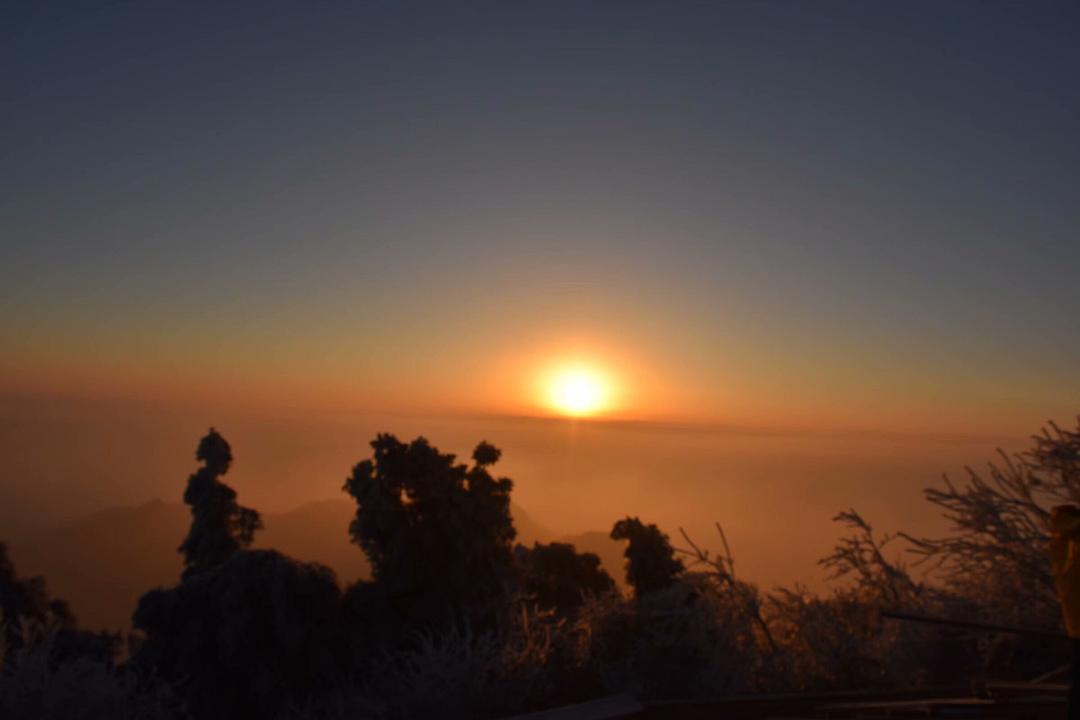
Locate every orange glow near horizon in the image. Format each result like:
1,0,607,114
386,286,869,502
1,325,1063,440
540,361,616,418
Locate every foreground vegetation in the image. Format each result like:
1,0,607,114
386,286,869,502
3,419,1078,719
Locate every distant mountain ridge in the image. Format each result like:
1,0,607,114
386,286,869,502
7,498,626,632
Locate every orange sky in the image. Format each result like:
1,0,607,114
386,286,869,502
3,308,1072,441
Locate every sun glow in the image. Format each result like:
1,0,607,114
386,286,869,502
546,365,610,417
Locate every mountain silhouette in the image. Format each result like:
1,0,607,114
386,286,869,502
7,498,625,631
8,499,366,631
557,530,629,592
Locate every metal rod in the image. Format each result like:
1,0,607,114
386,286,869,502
881,610,1068,640
1030,664,1070,684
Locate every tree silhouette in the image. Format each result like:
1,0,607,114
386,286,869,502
343,435,516,627
132,430,343,719
610,517,684,598
133,550,344,720
1,544,118,669
1,543,59,663
178,428,261,578
515,542,615,612
901,418,1080,627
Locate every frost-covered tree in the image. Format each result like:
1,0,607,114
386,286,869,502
1,543,67,664
901,418,1080,627
1,544,118,671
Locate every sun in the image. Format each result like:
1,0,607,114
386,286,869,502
546,365,610,417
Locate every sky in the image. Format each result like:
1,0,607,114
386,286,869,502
4,1,1079,434
2,3,1080,588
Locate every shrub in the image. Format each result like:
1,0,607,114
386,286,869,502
133,550,346,720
